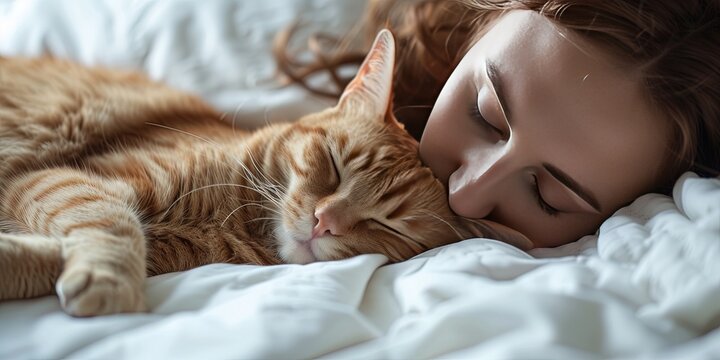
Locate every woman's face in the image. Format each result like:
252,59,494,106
420,10,670,248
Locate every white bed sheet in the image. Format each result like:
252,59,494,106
1,1,719,359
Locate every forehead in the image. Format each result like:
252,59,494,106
473,10,670,205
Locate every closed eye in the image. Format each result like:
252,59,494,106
469,103,504,137
531,174,559,216
371,219,407,238
372,219,430,253
328,146,341,182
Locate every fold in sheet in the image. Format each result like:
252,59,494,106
1,0,718,358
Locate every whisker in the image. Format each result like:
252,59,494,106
229,148,287,206
232,199,283,216
145,122,220,146
161,183,275,220
244,150,287,193
418,210,464,240
217,146,286,208
263,106,272,127
242,217,278,225
220,202,278,227
230,98,250,138
229,158,285,209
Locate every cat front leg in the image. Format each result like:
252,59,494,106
4,168,147,316
0,232,61,300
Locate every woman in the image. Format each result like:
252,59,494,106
277,0,720,249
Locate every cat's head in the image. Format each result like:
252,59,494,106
270,30,473,264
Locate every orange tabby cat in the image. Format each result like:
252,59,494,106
0,31,484,316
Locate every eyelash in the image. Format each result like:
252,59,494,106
531,175,559,217
468,103,504,136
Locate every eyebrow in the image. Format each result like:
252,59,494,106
485,60,511,121
543,163,603,213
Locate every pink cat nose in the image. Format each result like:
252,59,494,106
312,205,346,238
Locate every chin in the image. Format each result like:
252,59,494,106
274,222,316,264
280,240,317,264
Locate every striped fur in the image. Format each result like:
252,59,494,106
0,31,470,316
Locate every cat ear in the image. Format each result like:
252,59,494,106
337,29,396,122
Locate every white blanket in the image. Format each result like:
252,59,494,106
1,1,719,359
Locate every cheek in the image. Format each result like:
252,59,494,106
420,111,461,183
279,180,318,234
420,74,477,184
331,230,411,261
279,191,307,232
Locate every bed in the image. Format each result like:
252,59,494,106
1,0,719,358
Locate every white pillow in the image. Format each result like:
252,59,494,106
0,0,368,127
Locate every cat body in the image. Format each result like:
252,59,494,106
0,31,469,316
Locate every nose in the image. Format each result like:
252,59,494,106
312,202,351,238
448,146,515,218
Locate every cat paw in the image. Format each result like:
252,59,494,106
56,266,146,317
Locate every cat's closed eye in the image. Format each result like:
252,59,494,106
327,146,341,183
371,218,407,238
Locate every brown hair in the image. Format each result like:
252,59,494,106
275,0,720,187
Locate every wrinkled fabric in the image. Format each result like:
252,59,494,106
1,1,718,358
1,173,718,359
